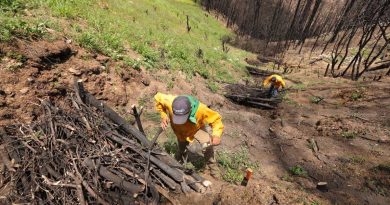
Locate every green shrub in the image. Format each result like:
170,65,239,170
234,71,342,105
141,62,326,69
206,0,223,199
78,32,101,52
163,129,177,156
0,19,47,41
341,131,357,139
217,147,259,183
310,96,323,104
289,165,307,176
348,155,366,164
350,90,363,101
207,81,219,93
144,111,161,123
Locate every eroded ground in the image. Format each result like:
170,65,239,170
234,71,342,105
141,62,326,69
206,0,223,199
1,39,390,205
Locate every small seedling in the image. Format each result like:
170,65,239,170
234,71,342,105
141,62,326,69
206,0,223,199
289,165,307,176
162,129,177,156
144,111,161,123
341,131,357,139
207,81,219,93
217,147,259,183
350,90,363,101
281,174,293,182
348,155,366,164
310,96,323,104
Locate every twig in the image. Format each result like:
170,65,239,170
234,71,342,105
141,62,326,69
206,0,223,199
69,152,110,205
0,145,15,172
41,175,77,188
71,98,92,131
132,104,145,135
144,127,164,201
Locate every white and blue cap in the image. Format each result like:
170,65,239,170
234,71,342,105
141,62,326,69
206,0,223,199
172,96,191,125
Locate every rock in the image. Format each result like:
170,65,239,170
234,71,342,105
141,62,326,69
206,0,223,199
88,65,102,75
65,39,72,44
120,72,131,81
141,78,150,86
202,180,212,187
316,182,328,192
68,67,82,76
27,77,35,84
20,87,29,94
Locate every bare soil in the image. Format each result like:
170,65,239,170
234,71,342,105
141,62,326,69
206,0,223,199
1,39,390,205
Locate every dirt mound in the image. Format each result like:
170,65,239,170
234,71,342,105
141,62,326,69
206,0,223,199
0,39,150,127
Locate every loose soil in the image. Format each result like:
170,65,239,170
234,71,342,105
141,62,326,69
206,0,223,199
1,38,390,205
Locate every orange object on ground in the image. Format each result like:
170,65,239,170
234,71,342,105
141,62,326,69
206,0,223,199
245,168,253,180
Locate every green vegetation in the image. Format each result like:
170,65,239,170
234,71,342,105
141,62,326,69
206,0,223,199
162,128,177,156
310,201,320,205
309,96,323,104
184,157,206,171
0,1,49,41
350,90,364,101
0,51,28,72
348,155,366,165
206,80,219,93
144,111,161,123
292,83,306,91
366,180,388,196
341,131,358,139
281,174,293,182
289,165,307,176
375,163,390,173
137,95,149,107
216,146,259,183
166,78,175,90
1,0,253,82
283,95,299,107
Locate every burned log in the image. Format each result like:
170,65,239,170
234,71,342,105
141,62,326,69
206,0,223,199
224,82,284,109
83,158,145,195
74,79,151,147
247,66,277,76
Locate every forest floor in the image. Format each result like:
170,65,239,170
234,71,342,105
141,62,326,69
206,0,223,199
1,37,390,205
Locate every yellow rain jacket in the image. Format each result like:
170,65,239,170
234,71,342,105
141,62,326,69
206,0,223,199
263,74,286,89
154,92,224,142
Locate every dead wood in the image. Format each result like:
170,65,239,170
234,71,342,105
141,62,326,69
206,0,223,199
74,79,151,147
132,104,145,135
0,145,15,172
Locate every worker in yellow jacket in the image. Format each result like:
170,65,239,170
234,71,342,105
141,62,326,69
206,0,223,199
154,92,224,178
263,74,286,98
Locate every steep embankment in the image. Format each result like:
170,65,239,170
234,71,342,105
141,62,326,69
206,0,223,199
1,1,390,205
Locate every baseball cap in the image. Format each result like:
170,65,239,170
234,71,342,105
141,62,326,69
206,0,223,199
172,96,191,124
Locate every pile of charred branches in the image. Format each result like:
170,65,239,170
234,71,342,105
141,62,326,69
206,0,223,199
247,65,293,77
0,80,209,205
246,66,276,77
224,84,283,109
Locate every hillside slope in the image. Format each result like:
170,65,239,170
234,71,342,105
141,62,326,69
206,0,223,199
1,0,253,83
1,1,390,205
